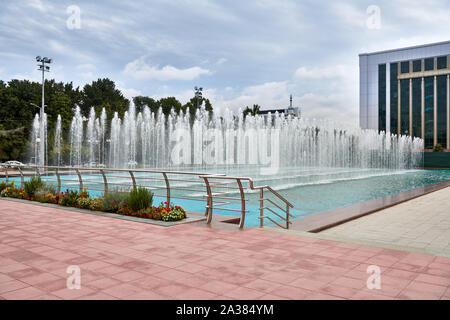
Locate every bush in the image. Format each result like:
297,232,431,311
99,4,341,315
24,176,44,197
0,181,14,193
37,193,57,204
76,197,93,209
59,189,80,207
127,187,153,212
89,198,104,211
433,144,444,152
103,192,128,213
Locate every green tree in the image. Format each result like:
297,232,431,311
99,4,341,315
243,104,261,118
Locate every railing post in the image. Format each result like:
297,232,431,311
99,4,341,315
202,176,213,224
55,167,61,194
237,179,245,229
100,169,108,195
5,167,8,184
74,168,83,193
129,170,136,189
35,166,41,178
260,188,264,228
162,172,170,207
17,167,24,189
286,204,290,229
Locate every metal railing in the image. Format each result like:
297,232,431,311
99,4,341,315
1,165,294,229
200,175,294,229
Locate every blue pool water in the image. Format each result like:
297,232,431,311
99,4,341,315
3,168,450,226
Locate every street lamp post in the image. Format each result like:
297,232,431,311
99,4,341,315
35,56,52,166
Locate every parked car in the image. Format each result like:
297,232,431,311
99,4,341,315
4,161,25,168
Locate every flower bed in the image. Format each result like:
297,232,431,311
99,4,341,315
0,179,187,222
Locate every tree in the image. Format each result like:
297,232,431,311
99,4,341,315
81,78,129,119
133,96,159,114
243,104,261,118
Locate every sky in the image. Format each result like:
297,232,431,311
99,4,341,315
0,0,449,126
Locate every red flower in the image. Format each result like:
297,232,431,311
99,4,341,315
113,202,117,206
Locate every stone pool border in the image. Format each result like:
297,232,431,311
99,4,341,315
290,179,450,233
0,197,206,227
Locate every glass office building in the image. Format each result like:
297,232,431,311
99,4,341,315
360,41,450,150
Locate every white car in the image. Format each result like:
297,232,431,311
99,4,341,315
4,161,25,168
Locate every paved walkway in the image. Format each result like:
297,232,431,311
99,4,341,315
1,199,450,300
320,186,450,258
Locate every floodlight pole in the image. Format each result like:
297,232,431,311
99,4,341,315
36,56,52,166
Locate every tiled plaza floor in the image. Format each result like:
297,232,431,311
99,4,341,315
1,199,450,300
320,186,450,258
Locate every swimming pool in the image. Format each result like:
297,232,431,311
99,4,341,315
3,168,450,227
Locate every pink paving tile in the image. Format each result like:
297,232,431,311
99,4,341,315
155,258,188,269
0,273,13,283
173,288,218,300
102,283,146,299
257,294,287,300
224,286,266,300
123,291,170,300
77,292,117,300
404,281,447,296
88,277,122,290
329,276,366,290
1,286,45,300
351,291,394,300
51,287,96,300
79,260,113,271
0,280,29,294
397,289,442,300
20,272,62,286
269,285,311,300
32,278,68,292
319,284,359,299
111,270,147,282
243,279,283,293
154,283,192,297
199,280,239,295
304,292,345,300
290,277,327,291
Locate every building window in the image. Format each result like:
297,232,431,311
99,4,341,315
437,56,447,70
401,61,410,74
437,75,447,148
424,77,434,149
412,78,422,138
390,63,398,134
413,60,422,72
425,58,434,71
378,64,386,132
400,79,410,135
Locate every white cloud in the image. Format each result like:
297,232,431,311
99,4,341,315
293,65,347,81
28,0,49,12
217,58,227,65
124,56,211,81
116,82,142,100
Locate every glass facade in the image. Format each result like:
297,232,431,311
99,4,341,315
425,58,434,71
424,77,434,149
412,78,422,138
400,79,410,135
390,63,398,134
437,56,447,70
378,64,386,132
413,60,422,72
401,61,410,74
437,75,447,147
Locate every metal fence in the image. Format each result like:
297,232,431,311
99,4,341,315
1,165,294,229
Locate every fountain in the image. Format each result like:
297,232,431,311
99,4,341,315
30,102,424,173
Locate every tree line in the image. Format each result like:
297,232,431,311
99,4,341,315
0,78,214,162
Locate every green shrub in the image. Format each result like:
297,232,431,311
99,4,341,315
76,197,93,209
0,181,14,193
102,192,129,213
24,176,44,197
433,144,444,152
59,189,80,207
89,198,104,211
127,187,153,212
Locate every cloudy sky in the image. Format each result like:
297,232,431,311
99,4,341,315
1,0,449,126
